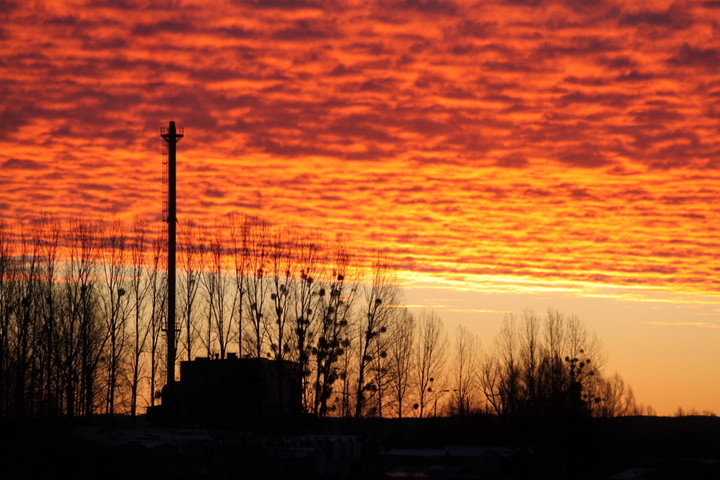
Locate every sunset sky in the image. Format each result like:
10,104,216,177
1,0,719,415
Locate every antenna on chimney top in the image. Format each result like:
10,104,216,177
161,121,183,386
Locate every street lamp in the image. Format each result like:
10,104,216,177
434,389,458,417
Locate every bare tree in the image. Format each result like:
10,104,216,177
198,239,214,358
495,314,522,417
519,309,540,415
147,230,167,406
178,221,202,362
0,219,14,415
355,255,400,418
201,226,237,359
542,309,603,416
267,226,294,361
291,232,324,411
388,309,415,418
451,324,479,416
228,213,250,357
36,215,61,416
65,219,103,416
591,372,638,417
478,354,503,415
413,310,446,418
480,308,609,419
127,218,153,419
313,242,356,417
13,222,42,416
540,308,569,412
337,325,357,418
244,218,270,358
99,220,131,415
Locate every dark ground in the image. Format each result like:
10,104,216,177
2,414,719,480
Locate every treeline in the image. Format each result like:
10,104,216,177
0,214,650,420
0,216,167,419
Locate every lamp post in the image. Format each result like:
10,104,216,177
434,389,458,417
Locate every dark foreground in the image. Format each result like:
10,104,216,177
2,415,720,480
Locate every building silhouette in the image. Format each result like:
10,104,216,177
150,356,303,430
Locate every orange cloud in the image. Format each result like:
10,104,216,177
0,0,718,301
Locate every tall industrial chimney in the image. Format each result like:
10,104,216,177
161,121,183,385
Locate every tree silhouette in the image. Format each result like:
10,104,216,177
244,218,270,359
387,308,414,418
228,213,250,358
178,221,202,362
0,213,652,423
477,308,616,420
146,229,166,407
312,242,355,417
354,255,400,418
68,219,103,417
291,232,323,412
99,220,130,415
128,218,152,419
0,219,12,415
451,324,479,416
414,309,447,418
